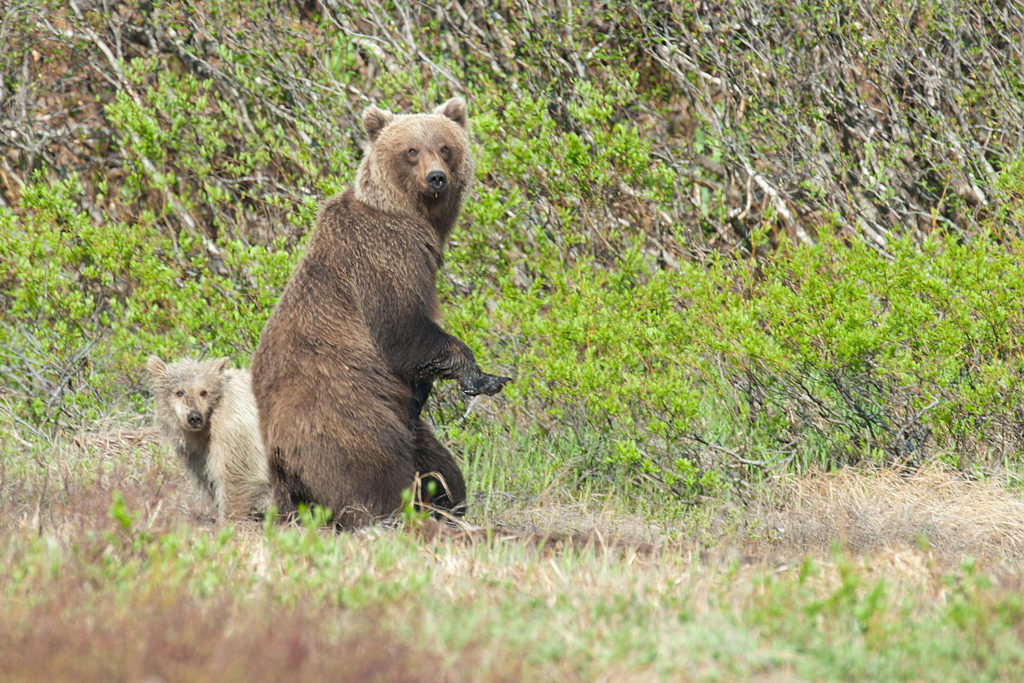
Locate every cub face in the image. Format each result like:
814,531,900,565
147,356,229,433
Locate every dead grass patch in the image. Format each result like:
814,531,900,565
0,591,470,682
5,425,1024,680
759,465,1024,566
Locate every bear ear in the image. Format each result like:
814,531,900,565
211,357,231,374
146,355,166,379
434,97,467,128
362,105,394,142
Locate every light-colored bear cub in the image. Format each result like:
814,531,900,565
147,355,271,521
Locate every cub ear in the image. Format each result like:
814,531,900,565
362,105,394,142
211,357,231,374
434,97,467,128
146,355,167,379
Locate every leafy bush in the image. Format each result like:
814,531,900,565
2,0,1024,505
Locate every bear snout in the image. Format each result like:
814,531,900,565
426,170,447,193
186,410,205,429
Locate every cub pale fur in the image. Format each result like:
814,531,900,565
147,355,271,521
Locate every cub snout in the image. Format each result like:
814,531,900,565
186,410,205,430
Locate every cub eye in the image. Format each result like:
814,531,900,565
200,390,207,397
174,390,184,398
439,145,451,159
407,148,419,159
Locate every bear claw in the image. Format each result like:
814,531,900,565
462,373,513,397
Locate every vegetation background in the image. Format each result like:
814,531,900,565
3,0,1024,679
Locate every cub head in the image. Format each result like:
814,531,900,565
355,97,473,239
146,356,229,433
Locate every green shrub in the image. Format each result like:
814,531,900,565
2,0,1024,505
0,174,301,429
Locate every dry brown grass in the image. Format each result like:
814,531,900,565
0,596,458,683
465,463,1024,575
5,425,1024,680
1,421,210,539
759,466,1024,565
11,425,1024,565
0,424,526,682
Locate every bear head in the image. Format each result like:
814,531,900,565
147,356,229,433
355,97,473,240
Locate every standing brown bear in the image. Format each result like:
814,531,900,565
250,97,511,528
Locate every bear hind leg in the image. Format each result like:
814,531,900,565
268,450,303,520
413,420,467,517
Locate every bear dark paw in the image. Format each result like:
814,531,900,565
461,373,513,397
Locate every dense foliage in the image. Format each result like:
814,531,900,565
2,0,1024,504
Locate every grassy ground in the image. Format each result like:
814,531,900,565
4,1,1024,679
4,418,1024,681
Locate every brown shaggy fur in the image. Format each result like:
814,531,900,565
147,356,271,521
250,97,511,528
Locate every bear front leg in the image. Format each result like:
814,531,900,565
417,334,512,397
410,378,433,421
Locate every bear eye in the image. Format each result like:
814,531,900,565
200,390,207,397
175,390,184,398
439,145,451,159
407,147,419,159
